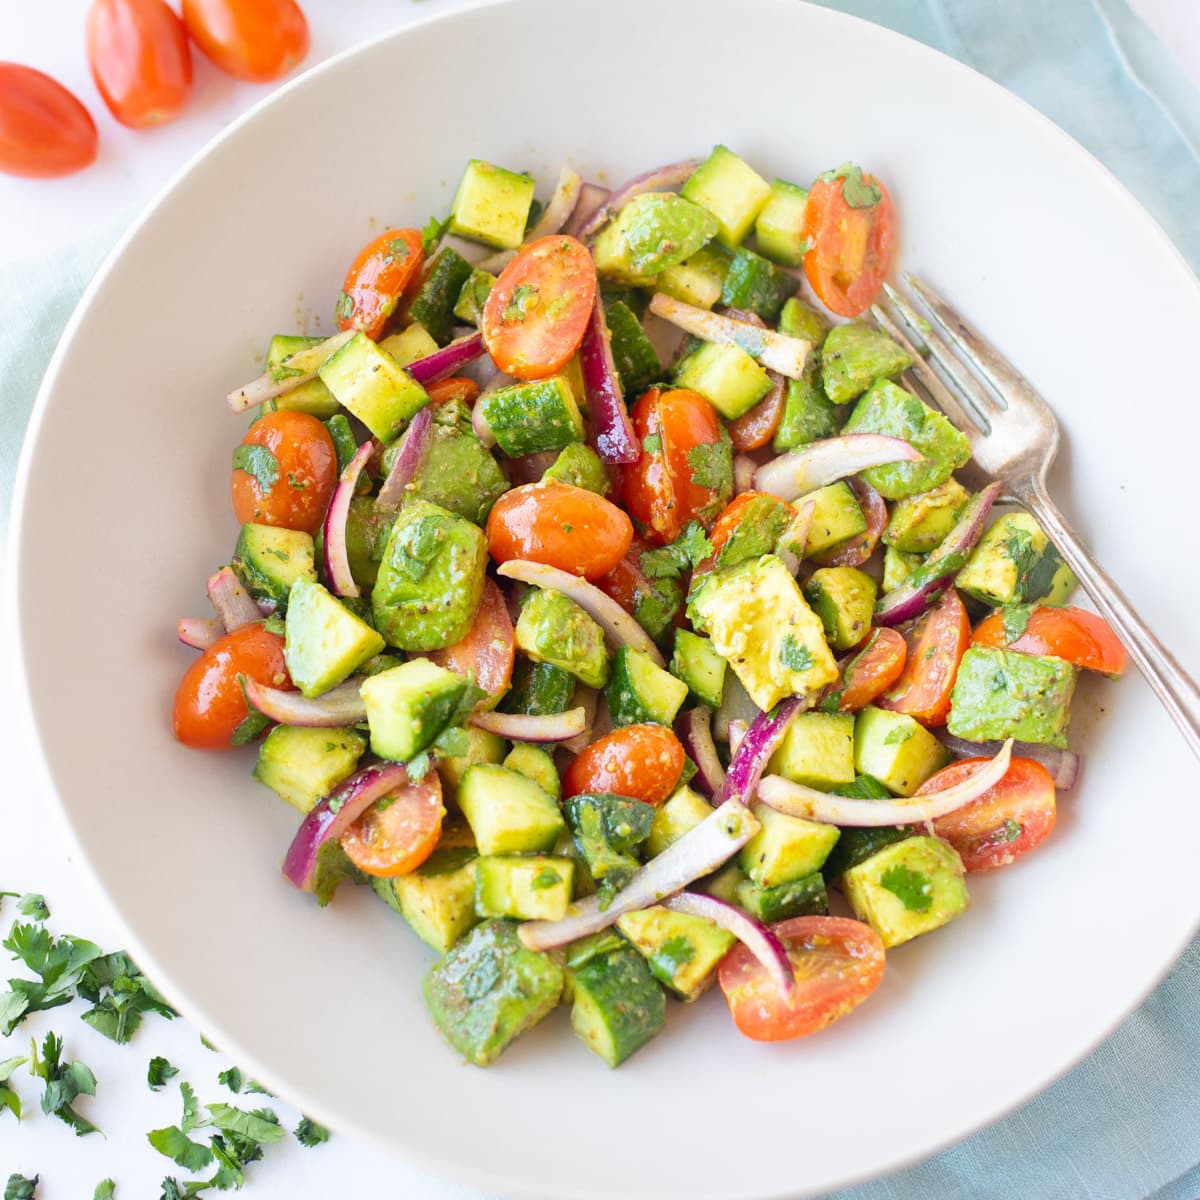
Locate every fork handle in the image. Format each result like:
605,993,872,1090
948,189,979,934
1020,481,1200,762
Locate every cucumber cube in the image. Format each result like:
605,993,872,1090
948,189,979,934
603,300,662,397
409,248,474,345
453,268,496,326
361,658,470,763
883,480,971,553
681,145,772,247
606,646,689,728
740,804,841,888
656,243,732,310
803,567,878,650
436,726,506,804
646,785,714,858
669,629,727,709
673,341,773,419
754,179,810,267
317,331,431,442
853,706,951,796
448,159,536,250
283,578,385,698
264,334,339,418
378,322,439,367
374,837,479,953
719,246,797,322
458,764,565,855
233,522,316,608
474,855,575,921
252,725,366,814
766,711,856,790
478,375,584,457
735,871,827,922
617,905,736,1002
569,943,666,1067
515,588,610,688
542,442,609,496
503,743,561,800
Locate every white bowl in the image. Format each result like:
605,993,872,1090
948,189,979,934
12,1,1200,1196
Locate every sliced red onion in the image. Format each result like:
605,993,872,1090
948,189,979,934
938,733,1080,791
244,677,366,727
282,761,417,892
579,292,639,463
507,451,559,486
561,685,598,755
649,292,812,379
523,166,583,241
178,617,223,650
722,695,806,805
496,560,664,665
759,739,1014,827
875,481,1002,626
754,434,923,501
518,799,761,951
470,706,587,742
776,496,816,575
713,673,761,741
814,478,886,567
471,399,497,448
323,439,374,599
406,331,486,387
207,566,262,632
664,891,795,1000
575,158,703,240
226,329,354,412
727,720,748,757
564,182,610,238
733,454,757,496
475,248,517,274
375,407,433,510
676,707,725,798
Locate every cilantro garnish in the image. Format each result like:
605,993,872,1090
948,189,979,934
78,950,176,1045
294,1116,330,1148
818,163,882,209
686,437,732,491
529,868,562,891
1001,605,1033,644
0,921,104,1036
93,1182,115,1200
879,865,933,912
642,432,662,456
16,895,48,922
1023,542,1066,602
882,725,913,746
779,634,814,673
29,1031,98,1136
5,1176,37,1200
1003,528,1039,592
334,291,354,323
640,521,713,580
0,1055,25,1120
998,818,1023,843
386,237,410,264
217,1066,243,1093
260,613,286,637
231,444,279,493
148,1056,179,1091
657,936,696,975
421,214,450,256
503,283,538,323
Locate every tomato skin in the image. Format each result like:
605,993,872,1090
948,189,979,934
341,771,445,877
563,725,685,807
719,916,886,1042
336,227,423,340
482,236,597,380
86,0,192,129
802,170,896,318
172,623,290,749
973,605,1127,676
428,579,514,710
181,0,308,83
425,376,480,407
877,589,971,726
825,627,908,712
923,757,1057,871
486,481,633,581
728,379,785,452
0,64,98,179
230,410,336,534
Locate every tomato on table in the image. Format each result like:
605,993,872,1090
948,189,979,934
802,165,896,318
481,235,597,380
172,623,289,749
336,227,423,340
341,771,445,877
923,757,1057,871
0,64,98,179
426,376,481,407
877,589,971,726
563,725,685,806
231,409,336,534
181,0,308,82
823,627,908,712
718,916,886,1042
727,380,785,452
428,578,514,710
621,387,731,545
486,481,633,581
973,605,1127,676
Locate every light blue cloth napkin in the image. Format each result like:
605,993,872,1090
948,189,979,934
3,2,1198,1198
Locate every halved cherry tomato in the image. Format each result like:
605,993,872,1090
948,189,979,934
181,0,308,83
335,227,423,340
718,916,886,1042
922,757,1057,872
86,0,192,129
231,409,336,534
728,379,785,452
426,376,481,407
802,166,896,318
822,627,908,712
877,589,971,726
428,579,514,710
707,491,792,557
486,481,633,581
0,64,98,179
341,771,445,877
973,605,1127,676
622,388,731,545
481,235,597,380
172,623,289,749
563,725,685,806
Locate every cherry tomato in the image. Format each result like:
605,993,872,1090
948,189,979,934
426,376,480,407
341,771,445,877
230,410,336,534
563,725,685,807
822,628,908,712
86,0,192,129
707,491,792,558
877,589,971,726
922,757,1057,872
486,481,633,581
802,167,896,318
973,605,1127,676
336,227,423,340
622,388,731,545
0,63,98,179
718,916,886,1042
481,235,597,380
172,623,289,749
181,0,308,83
728,379,785,452
428,579,514,710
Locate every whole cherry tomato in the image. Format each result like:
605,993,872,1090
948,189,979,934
563,724,685,806
0,63,98,179
181,0,309,83
230,409,336,534
335,227,423,341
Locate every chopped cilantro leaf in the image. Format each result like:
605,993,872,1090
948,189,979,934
294,1116,331,1148
4,1175,37,1200
218,1066,243,1093
779,634,814,672
879,864,933,912
1003,528,1039,590
386,237,411,263
530,868,563,891
0,1055,26,1121
207,1102,285,1146
421,214,450,256
16,895,48,921
0,922,104,1036
503,283,538,323
642,432,662,456
148,1056,178,1091
147,1124,215,1173
29,1031,99,1136
640,521,713,580
93,1182,115,1200
335,291,354,323
1001,605,1033,643
78,949,176,1044
998,818,1023,843
231,444,279,493
260,613,286,636
1023,542,1066,602
882,725,913,746
686,437,732,491
657,936,695,975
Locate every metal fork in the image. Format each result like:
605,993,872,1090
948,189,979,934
874,274,1200,763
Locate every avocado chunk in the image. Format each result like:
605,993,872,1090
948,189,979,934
252,724,366,814
592,221,656,287
842,836,969,948
423,918,563,1067
820,321,913,405
766,711,856,790
609,191,719,275
853,706,952,796
342,496,394,590
681,144,772,247
883,480,971,553
378,322,439,367
735,871,828,922
474,855,575,922
453,267,496,326
842,380,972,499
883,544,924,592
603,300,662,397
317,331,431,443
804,567,878,650
674,341,773,419
499,656,576,716
436,726,505,806
361,658,471,763
606,646,690,728
478,376,585,457
656,243,732,310
564,792,655,897
804,481,868,557
719,246,798,322
503,742,560,800
542,442,608,496
372,500,488,651
374,834,479,953
458,764,565,855
688,554,838,711
947,646,1078,748
616,905,736,1002
822,818,917,883
515,587,610,688
646,785,714,858
234,523,317,609
447,159,536,250
773,299,841,452
698,862,745,905
284,578,385,698
669,629,727,709
740,804,840,888
568,941,667,1067
409,247,473,346
263,334,339,418
754,179,810,267
954,512,1077,607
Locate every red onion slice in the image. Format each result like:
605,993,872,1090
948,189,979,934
754,434,923,501
733,454,757,496
564,182,610,238
561,685,598,755
663,892,795,1000
244,677,366,727
579,291,639,464
575,158,703,240
496,560,664,665
375,407,433,511
207,566,262,632
524,166,583,241
776,496,816,575
713,673,761,742
178,617,223,650
470,706,587,743
676,707,725,798
518,798,761,951
323,439,374,598
226,329,354,412
727,720,748,756
939,734,1080,791
758,740,1014,827
814,478,886,567
405,331,486,387
722,695,807,805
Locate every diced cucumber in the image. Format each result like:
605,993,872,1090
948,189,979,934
656,243,732,310
820,321,912,405
772,299,840,451
719,246,797,322
883,544,924,592
284,578,385,698
673,341,773,420
361,658,471,763
409,248,474,346
754,179,810,267
542,442,608,495
765,711,856,790
606,646,689,728
448,160,536,250
233,522,316,609
324,413,366,481
252,725,366,814
822,818,916,883
263,334,339,418
478,375,584,457
515,587,610,688
646,785,714,858
669,629,726,709
805,481,868,557
553,828,596,900
740,804,840,888
500,657,576,715
617,905,736,1002
378,322,439,367
947,646,1077,748
698,861,745,905
853,706,951,796
458,764,565,854
564,792,655,890
503,743,560,800
453,268,496,326
735,871,828,922
436,726,506,805
681,145,772,247
374,833,479,953
568,942,666,1067
803,567,878,650
474,855,575,921
605,300,662,397
318,331,431,442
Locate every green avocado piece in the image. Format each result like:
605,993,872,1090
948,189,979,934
361,658,471,763
883,480,971,553
820,321,913,405
616,905,736,1002
646,785,714,858
766,710,857,790
804,481,868,557
803,567,878,650
542,442,609,496
343,497,395,590
656,243,732,310
611,191,719,275
474,855,575,922
882,544,924,592
772,298,841,452
515,587,610,688
853,706,951,796
740,804,841,888
719,246,798,322
955,512,1078,607
374,831,479,953
284,578,385,697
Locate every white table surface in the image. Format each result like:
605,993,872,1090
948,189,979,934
2,1,1197,1197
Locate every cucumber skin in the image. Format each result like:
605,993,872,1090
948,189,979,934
569,944,666,1067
